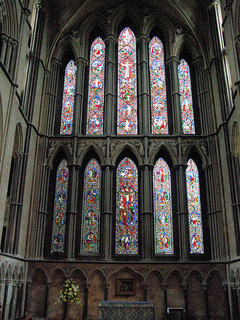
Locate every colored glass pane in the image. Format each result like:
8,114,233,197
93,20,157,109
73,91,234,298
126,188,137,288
80,159,101,254
149,37,168,134
117,28,137,135
60,60,77,135
51,159,69,253
115,157,138,254
153,158,173,254
178,59,195,134
86,38,105,135
186,159,204,254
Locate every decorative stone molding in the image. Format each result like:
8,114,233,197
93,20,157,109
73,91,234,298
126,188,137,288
63,141,74,158
181,141,192,156
77,140,106,159
166,141,179,157
47,140,58,158
148,140,158,157
196,140,208,156
110,140,123,157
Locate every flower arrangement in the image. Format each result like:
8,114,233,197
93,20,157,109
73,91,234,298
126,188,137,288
55,279,82,305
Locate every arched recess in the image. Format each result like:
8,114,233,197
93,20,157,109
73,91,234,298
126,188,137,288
147,271,165,319
48,269,66,320
78,151,102,256
1,123,23,254
167,271,185,309
114,151,139,256
68,269,86,320
44,150,70,257
207,271,228,319
185,148,210,259
152,148,177,257
187,271,206,319
88,270,105,320
27,269,47,318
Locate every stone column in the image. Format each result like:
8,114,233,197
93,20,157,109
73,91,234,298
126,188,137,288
139,162,153,260
167,56,182,135
235,35,240,80
231,284,240,319
74,57,88,134
101,138,114,260
83,282,89,320
15,281,24,318
35,163,53,258
47,59,62,135
104,282,110,301
24,281,32,316
182,282,188,318
0,34,8,63
203,282,210,319
2,280,10,320
138,34,150,134
44,281,51,318
141,282,148,301
0,279,5,319
174,142,189,260
162,282,168,319
66,141,79,259
5,151,22,254
104,35,117,134
192,57,208,135
9,281,18,320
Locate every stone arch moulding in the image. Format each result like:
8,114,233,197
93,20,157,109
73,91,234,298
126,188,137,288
108,266,144,283
231,121,240,155
47,141,73,167
165,269,184,283
149,142,177,167
28,267,48,283
182,141,208,167
111,143,143,166
48,35,81,69
77,143,105,166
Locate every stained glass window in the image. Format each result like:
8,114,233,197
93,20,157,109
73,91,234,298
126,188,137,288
149,37,168,134
178,59,195,134
86,38,105,135
115,157,138,254
80,159,101,254
117,28,137,135
60,60,77,135
51,159,69,253
153,158,173,254
186,159,204,254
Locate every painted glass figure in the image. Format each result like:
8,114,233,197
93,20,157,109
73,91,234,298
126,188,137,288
60,60,77,135
80,159,101,254
186,159,204,254
178,59,195,134
51,159,69,253
117,28,137,134
116,157,138,254
149,37,168,134
153,158,173,254
86,38,105,135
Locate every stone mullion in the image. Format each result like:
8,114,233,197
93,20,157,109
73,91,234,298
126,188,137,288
101,157,114,260
235,36,240,77
203,283,210,319
8,41,18,78
15,281,24,318
2,280,10,320
4,39,13,73
104,36,117,135
74,58,87,135
192,58,208,135
208,0,232,120
5,153,22,254
35,163,52,258
231,284,240,319
174,142,189,260
138,35,150,135
44,281,51,318
66,142,79,259
139,163,153,260
47,59,62,135
9,281,18,320
167,57,182,135
0,34,8,62
23,4,46,119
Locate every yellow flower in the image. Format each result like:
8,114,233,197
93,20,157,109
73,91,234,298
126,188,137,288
69,288,72,291
66,284,68,287
64,299,67,302
60,290,62,293
74,293,77,295
71,300,73,302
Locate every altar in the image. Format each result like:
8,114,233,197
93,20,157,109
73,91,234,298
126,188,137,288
98,301,154,320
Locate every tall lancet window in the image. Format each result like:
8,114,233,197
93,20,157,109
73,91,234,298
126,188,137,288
115,157,138,254
178,59,195,134
60,60,77,135
153,158,173,254
51,159,69,253
80,159,101,254
186,159,204,254
86,38,105,135
117,27,137,135
149,37,168,134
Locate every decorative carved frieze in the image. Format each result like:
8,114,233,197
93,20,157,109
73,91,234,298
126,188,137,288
47,141,58,158
166,141,179,157
196,140,208,156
